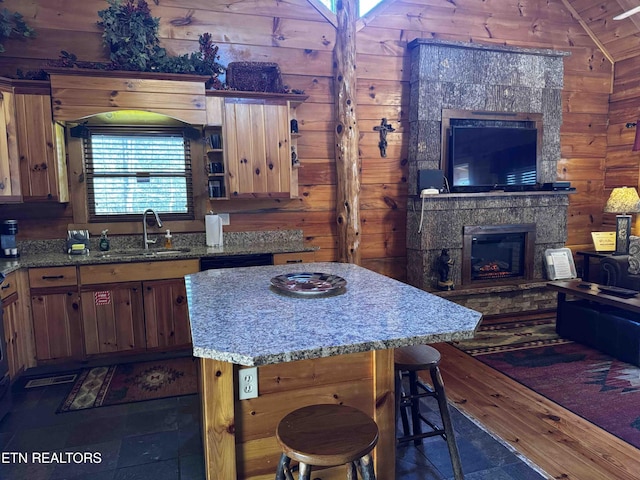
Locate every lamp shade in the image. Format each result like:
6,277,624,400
604,187,640,214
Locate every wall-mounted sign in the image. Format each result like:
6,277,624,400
94,290,111,306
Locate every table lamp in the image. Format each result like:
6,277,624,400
604,186,640,254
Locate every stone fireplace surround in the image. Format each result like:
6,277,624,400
405,39,572,315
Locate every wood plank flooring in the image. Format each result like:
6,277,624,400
432,320,640,480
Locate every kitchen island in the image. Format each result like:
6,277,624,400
185,262,482,479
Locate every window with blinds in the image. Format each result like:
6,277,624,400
83,127,194,222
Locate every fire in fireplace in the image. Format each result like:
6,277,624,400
462,224,536,285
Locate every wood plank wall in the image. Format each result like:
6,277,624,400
0,0,615,280
607,56,640,235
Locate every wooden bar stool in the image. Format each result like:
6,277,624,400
394,344,465,480
275,404,378,480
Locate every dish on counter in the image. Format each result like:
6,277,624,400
270,272,347,297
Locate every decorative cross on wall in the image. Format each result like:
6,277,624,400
373,118,395,157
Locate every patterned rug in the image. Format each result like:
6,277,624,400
57,356,197,413
451,315,571,356
453,318,640,449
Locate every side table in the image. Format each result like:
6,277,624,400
576,250,615,282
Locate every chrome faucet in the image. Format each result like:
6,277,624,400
142,209,163,249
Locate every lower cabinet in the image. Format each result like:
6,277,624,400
30,288,83,361
2,270,34,379
78,260,199,357
143,278,192,350
80,282,146,355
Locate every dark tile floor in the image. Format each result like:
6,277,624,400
0,373,549,480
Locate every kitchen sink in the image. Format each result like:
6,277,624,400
95,248,191,258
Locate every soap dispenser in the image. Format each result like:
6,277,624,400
99,230,110,251
164,229,173,249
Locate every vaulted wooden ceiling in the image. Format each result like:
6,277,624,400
559,0,640,62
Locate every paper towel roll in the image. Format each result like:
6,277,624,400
205,214,223,247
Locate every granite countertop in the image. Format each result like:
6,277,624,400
186,262,483,366
0,230,315,276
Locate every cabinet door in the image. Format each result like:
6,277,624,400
2,292,26,379
143,278,191,349
224,99,293,197
80,283,145,355
0,89,21,201
31,289,83,361
14,94,69,202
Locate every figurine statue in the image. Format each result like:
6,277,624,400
436,248,454,290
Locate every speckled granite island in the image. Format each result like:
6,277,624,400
185,262,482,480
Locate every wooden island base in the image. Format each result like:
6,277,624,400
199,349,395,480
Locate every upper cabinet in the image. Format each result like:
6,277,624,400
205,91,306,199
49,70,208,124
0,78,68,203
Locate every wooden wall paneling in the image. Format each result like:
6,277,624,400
0,28,104,64
159,10,336,53
167,0,326,19
560,112,609,134
297,158,336,185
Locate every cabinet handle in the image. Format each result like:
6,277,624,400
286,259,303,263
176,295,184,305
42,275,64,280
1,283,10,290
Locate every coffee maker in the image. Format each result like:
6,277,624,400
0,220,19,258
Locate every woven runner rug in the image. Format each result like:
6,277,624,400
452,316,640,449
58,356,197,413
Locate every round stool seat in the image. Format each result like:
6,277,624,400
394,344,441,371
276,404,379,467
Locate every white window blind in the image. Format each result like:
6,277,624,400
83,127,194,222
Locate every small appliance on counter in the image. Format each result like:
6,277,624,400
205,213,224,247
0,220,19,258
67,230,90,255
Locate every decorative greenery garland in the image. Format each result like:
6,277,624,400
0,0,35,53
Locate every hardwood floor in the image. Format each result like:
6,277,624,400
433,315,640,480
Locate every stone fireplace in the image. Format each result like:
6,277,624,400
405,39,572,315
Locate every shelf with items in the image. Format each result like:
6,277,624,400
204,126,228,200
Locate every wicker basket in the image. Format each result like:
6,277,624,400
226,62,284,93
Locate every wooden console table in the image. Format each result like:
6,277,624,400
548,279,640,314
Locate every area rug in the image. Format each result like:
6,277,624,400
455,326,640,450
57,356,197,413
450,315,572,355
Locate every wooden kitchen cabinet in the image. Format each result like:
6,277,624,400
0,78,68,203
14,92,68,202
1,271,33,379
80,282,146,355
143,278,192,350
0,86,21,201
272,251,316,265
30,287,83,362
224,98,295,198
79,259,198,355
29,266,82,362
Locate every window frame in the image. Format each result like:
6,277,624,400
82,125,195,223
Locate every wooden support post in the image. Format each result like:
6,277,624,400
334,0,361,265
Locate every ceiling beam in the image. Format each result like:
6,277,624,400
559,0,615,66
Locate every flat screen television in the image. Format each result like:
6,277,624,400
449,125,538,191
